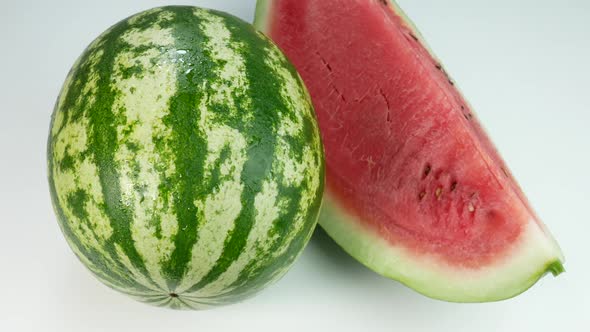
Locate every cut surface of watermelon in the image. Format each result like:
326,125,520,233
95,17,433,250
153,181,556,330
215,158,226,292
255,0,564,302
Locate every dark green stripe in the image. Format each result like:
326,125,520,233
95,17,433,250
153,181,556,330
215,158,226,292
183,11,289,293
198,169,324,303
153,7,211,290
48,159,153,293
48,48,158,294
202,49,325,300
87,14,166,291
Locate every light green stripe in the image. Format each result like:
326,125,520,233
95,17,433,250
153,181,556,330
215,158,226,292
186,179,281,296
172,9,252,293
111,21,179,291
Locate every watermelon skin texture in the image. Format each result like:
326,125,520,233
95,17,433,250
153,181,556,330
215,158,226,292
47,6,324,309
255,0,564,302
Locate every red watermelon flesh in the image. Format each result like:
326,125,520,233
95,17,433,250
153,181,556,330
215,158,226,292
255,0,564,302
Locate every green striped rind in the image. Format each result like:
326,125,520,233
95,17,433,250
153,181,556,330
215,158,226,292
48,6,324,309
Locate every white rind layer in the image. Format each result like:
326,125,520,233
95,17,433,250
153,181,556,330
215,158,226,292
320,192,564,302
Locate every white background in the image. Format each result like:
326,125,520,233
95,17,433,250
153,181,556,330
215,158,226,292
0,0,588,331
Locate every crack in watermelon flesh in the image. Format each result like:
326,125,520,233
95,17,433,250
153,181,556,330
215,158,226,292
256,0,564,301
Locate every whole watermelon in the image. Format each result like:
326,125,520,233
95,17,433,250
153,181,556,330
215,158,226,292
47,6,324,309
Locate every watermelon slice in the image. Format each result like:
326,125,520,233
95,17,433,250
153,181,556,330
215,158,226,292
255,0,564,302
